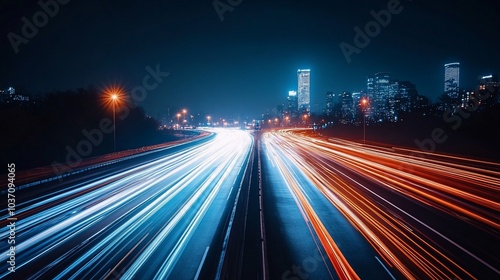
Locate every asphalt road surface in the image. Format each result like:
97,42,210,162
261,129,499,279
2,128,499,279
1,129,253,280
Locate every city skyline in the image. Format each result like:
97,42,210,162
1,60,495,120
2,62,498,123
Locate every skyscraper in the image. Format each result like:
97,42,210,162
366,76,375,100
340,91,354,122
373,72,390,121
479,74,499,91
287,90,298,118
478,74,499,107
297,69,311,115
444,62,460,98
325,91,335,116
398,81,418,112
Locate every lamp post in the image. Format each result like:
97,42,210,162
176,113,181,129
182,109,187,128
361,98,368,144
111,93,119,151
207,116,211,126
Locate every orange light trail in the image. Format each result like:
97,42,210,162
263,129,500,279
266,134,360,280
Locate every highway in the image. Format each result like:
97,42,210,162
0,129,253,279
2,127,499,279
262,129,500,279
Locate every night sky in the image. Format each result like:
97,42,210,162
1,0,499,118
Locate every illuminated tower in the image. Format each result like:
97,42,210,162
287,90,298,118
444,62,460,98
297,69,311,115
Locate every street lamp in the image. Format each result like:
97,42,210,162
182,109,187,128
176,113,181,128
110,93,119,151
207,115,211,126
361,98,368,144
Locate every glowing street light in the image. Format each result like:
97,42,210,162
303,114,308,127
207,115,211,126
103,85,126,151
361,98,368,144
182,109,187,128
110,93,120,151
176,113,181,126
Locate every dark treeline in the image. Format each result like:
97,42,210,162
1,87,179,171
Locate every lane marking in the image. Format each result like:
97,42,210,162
375,256,396,280
215,137,254,279
194,247,210,280
226,186,234,201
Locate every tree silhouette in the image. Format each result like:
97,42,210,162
0,87,178,171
